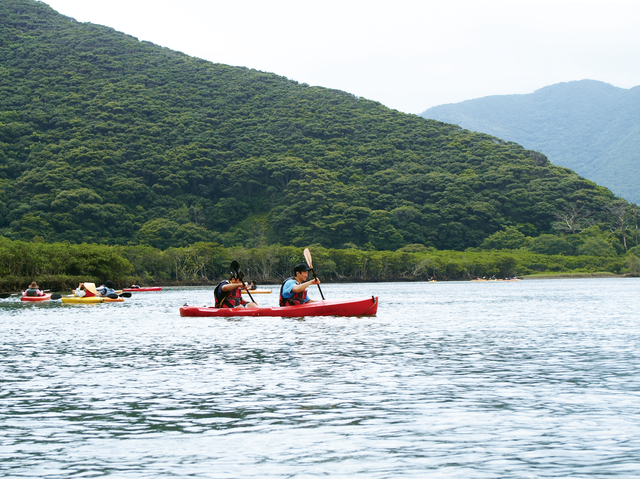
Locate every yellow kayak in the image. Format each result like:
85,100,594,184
61,283,124,303
61,295,124,303
241,289,272,294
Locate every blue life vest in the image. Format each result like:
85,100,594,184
97,285,116,296
279,277,308,306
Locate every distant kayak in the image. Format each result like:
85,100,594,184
180,297,378,318
21,293,52,302
241,289,272,294
471,278,521,282
61,295,124,304
122,287,162,292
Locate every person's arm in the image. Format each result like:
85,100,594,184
290,278,320,293
220,281,247,292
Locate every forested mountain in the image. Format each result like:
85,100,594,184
0,1,623,252
420,80,640,204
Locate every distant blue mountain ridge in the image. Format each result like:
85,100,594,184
420,80,640,204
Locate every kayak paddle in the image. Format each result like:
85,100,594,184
106,292,132,299
303,248,325,300
231,260,256,305
1,288,61,299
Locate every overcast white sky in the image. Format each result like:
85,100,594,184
41,0,640,114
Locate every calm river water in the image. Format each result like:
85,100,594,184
2,279,640,478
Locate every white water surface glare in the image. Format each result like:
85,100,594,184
2,279,640,478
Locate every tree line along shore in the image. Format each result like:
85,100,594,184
1,232,639,292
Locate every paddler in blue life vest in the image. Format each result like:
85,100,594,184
279,263,321,306
97,280,116,296
214,269,258,309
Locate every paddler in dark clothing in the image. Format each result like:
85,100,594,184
214,268,258,309
279,263,321,306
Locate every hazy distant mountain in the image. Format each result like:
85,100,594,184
420,80,640,204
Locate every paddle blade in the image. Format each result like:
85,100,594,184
230,260,240,272
0,293,13,299
106,293,119,299
303,248,313,269
50,294,62,300
120,292,132,298
230,259,246,281
303,248,324,300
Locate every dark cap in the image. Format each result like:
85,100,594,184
293,263,311,274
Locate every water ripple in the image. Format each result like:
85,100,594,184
2,280,640,477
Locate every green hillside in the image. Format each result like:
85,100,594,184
0,0,622,251
420,80,640,204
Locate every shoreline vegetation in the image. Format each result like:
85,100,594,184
522,272,623,279
1,237,638,292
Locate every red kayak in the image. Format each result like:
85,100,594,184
180,297,378,318
21,293,52,302
122,287,162,292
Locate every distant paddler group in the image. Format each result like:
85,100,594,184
0,280,138,303
472,276,521,282
123,285,162,292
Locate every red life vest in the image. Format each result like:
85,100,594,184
279,277,308,306
215,280,242,308
80,283,98,297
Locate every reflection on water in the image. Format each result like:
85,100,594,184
2,279,640,477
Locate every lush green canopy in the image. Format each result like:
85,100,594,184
0,0,620,251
